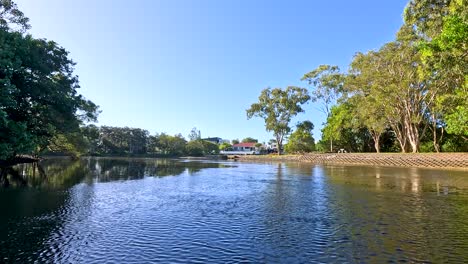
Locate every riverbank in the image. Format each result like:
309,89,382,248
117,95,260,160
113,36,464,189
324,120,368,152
235,153,468,170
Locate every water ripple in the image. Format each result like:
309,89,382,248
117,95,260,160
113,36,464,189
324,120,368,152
0,160,467,263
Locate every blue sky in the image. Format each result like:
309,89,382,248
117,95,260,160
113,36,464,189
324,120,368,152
19,0,408,143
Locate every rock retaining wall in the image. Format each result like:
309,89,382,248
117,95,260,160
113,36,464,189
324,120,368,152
238,153,468,169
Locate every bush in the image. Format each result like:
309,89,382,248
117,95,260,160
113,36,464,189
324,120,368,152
185,140,220,156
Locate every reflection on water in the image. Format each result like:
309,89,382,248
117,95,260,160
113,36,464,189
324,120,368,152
1,157,231,188
0,158,467,263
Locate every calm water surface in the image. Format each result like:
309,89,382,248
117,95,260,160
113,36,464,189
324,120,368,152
1,157,467,263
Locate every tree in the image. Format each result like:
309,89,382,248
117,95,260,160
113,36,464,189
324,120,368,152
231,139,240,145
0,0,30,32
47,132,89,158
321,104,354,152
246,86,310,155
81,124,100,154
147,135,159,154
241,137,258,143
0,5,98,161
186,140,219,156
97,127,148,155
301,65,345,116
301,65,345,151
151,133,186,156
403,0,452,40
219,142,232,151
127,128,149,154
405,0,468,142
185,140,204,156
188,127,201,141
346,39,433,153
285,121,316,153
201,140,219,155
347,54,392,153
320,103,377,153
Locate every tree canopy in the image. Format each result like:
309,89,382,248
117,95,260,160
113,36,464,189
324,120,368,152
241,137,258,143
188,127,201,141
246,86,310,154
285,121,316,153
0,2,98,160
308,0,467,153
0,0,30,32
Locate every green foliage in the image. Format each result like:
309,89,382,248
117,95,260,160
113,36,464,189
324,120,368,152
0,113,35,159
246,86,310,154
201,140,220,155
441,134,468,152
419,141,436,153
185,141,204,156
147,133,186,156
321,104,353,143
308,0,467,153
188,127,201,141
185,140,219,156
98,126,148,155
47,132,89,158
347,39,432,153
81,124,100,154
416,1,468,138
241,137,258,143
403,0,453,40
315,140,328,152
445,100,468,137
219,142,232,151
320,104,385,152
0,0,30,32
231,139,240,145
285,121,315,153
301,65,345,116
0,7,98,160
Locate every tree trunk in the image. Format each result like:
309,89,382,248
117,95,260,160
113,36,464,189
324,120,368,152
275,135,283,156
374,138,380,153
370,130,381,153
431,114,443,153
0,168,8,187
403,117,420,153
433,127,440,153
392,124,407,153
0,155,41,168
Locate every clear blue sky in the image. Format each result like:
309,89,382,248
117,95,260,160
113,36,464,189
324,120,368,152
19,0,408,143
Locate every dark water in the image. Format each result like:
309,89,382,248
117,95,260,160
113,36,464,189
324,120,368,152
1,158,467,263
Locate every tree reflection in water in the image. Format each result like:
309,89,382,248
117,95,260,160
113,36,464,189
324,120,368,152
1,157,234,188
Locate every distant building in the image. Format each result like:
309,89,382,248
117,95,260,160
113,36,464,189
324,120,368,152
220,139,230,144
267,142,278,150
202,137,224,144
232,142,256,151
220,142,259,155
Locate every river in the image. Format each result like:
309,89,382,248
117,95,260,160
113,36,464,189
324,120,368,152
1,157,467,263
